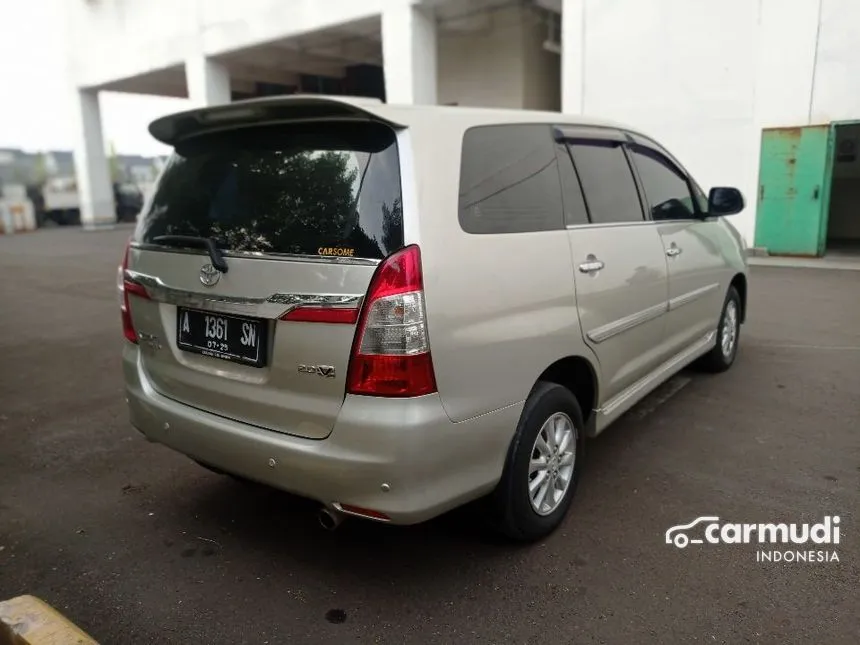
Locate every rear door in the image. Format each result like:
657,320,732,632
557,127,670,403
125,120,405,439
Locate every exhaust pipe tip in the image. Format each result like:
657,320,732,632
318,507,344,531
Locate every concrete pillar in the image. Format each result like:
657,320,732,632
70,88,115,228
382,3,437,105
561,0,585,114
185,55,231,107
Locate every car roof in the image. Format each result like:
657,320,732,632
148,94,638,147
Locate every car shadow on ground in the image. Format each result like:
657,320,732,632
158,367,712,593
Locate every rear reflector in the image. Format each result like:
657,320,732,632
124,280,150,300
280,307,359,324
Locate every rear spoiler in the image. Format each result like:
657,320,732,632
148,95,406,147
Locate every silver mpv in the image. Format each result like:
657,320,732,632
120,96,748,541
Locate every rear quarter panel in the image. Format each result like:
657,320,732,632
401,118,591,424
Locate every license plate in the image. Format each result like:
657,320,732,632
176,308,267,368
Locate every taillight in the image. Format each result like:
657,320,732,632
346,245,437,397
118,239,149,344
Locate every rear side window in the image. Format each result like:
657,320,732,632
567,141,643,224
135,121,403,260
629,145,697,221
458,124,564,234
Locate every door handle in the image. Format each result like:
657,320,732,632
666,244,682,257
578,255,605,274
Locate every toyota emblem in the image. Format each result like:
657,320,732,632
199,263,221,287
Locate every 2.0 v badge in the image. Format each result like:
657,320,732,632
298,364,336,378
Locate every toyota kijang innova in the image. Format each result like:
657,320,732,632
120,95,748,542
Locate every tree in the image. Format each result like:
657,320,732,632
381,197,403,254
33,152,49,185
139,141,403,260
144,149,360,254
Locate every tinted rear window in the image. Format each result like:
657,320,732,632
458,124,564,234
135,121,403,260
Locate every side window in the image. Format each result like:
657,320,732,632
630,145,698,221
567,140,644,224
458,124,564,234
555,143,590,226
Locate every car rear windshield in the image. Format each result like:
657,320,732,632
134,120,403,260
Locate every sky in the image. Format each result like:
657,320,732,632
0,0,190,157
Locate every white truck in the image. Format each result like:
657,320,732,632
40,176,81,226
35,176,143,226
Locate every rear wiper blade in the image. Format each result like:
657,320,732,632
152,235,228,273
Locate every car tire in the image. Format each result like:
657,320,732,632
698,285,741,373
487,381,585,542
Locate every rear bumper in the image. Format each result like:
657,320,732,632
123,346,520,524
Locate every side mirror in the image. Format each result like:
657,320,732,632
707,187,745,216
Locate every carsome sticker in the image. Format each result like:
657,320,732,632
318,247,355,257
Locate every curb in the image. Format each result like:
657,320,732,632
746,256,860,271
0,596,97,645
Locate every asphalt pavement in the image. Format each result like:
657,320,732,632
1,227,858,644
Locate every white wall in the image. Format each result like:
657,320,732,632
752,0,821,129
437,6,527,108
66,0,196,87
66,0,390,89
561,0,860,246
65,0,860,245
438,6,559,111
523,9,561,111
568,0,761,243
811,0,860,122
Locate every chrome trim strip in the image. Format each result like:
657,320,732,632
585,281,720,343
130,242,381,267
124,270,363,319
598,330,717,418
566,221,653,230
586,302,667,344
565,218,712,230
668,283,720,311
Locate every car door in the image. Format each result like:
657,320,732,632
625,137,729,356
556,126,670,404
